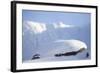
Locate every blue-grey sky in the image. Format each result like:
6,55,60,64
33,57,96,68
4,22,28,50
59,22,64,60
22,10,91,62
22,10,90,26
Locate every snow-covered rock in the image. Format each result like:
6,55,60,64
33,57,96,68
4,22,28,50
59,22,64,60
44,39,87,57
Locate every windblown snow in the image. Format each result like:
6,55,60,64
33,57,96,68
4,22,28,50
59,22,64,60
23,21,90,63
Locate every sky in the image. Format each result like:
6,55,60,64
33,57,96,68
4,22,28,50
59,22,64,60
22,10,91,62
22,10,90,27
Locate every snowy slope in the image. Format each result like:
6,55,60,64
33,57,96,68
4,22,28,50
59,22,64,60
22,21,91,62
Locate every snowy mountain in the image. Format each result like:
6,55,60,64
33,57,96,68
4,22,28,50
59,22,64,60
22,21,91,62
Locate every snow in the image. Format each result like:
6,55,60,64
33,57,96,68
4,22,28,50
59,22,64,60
22,21,90,62
24,50,88,63
55,39,87,51
53,22,74,29
26,21,47,34
23,38,89,63
39,39,87,57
